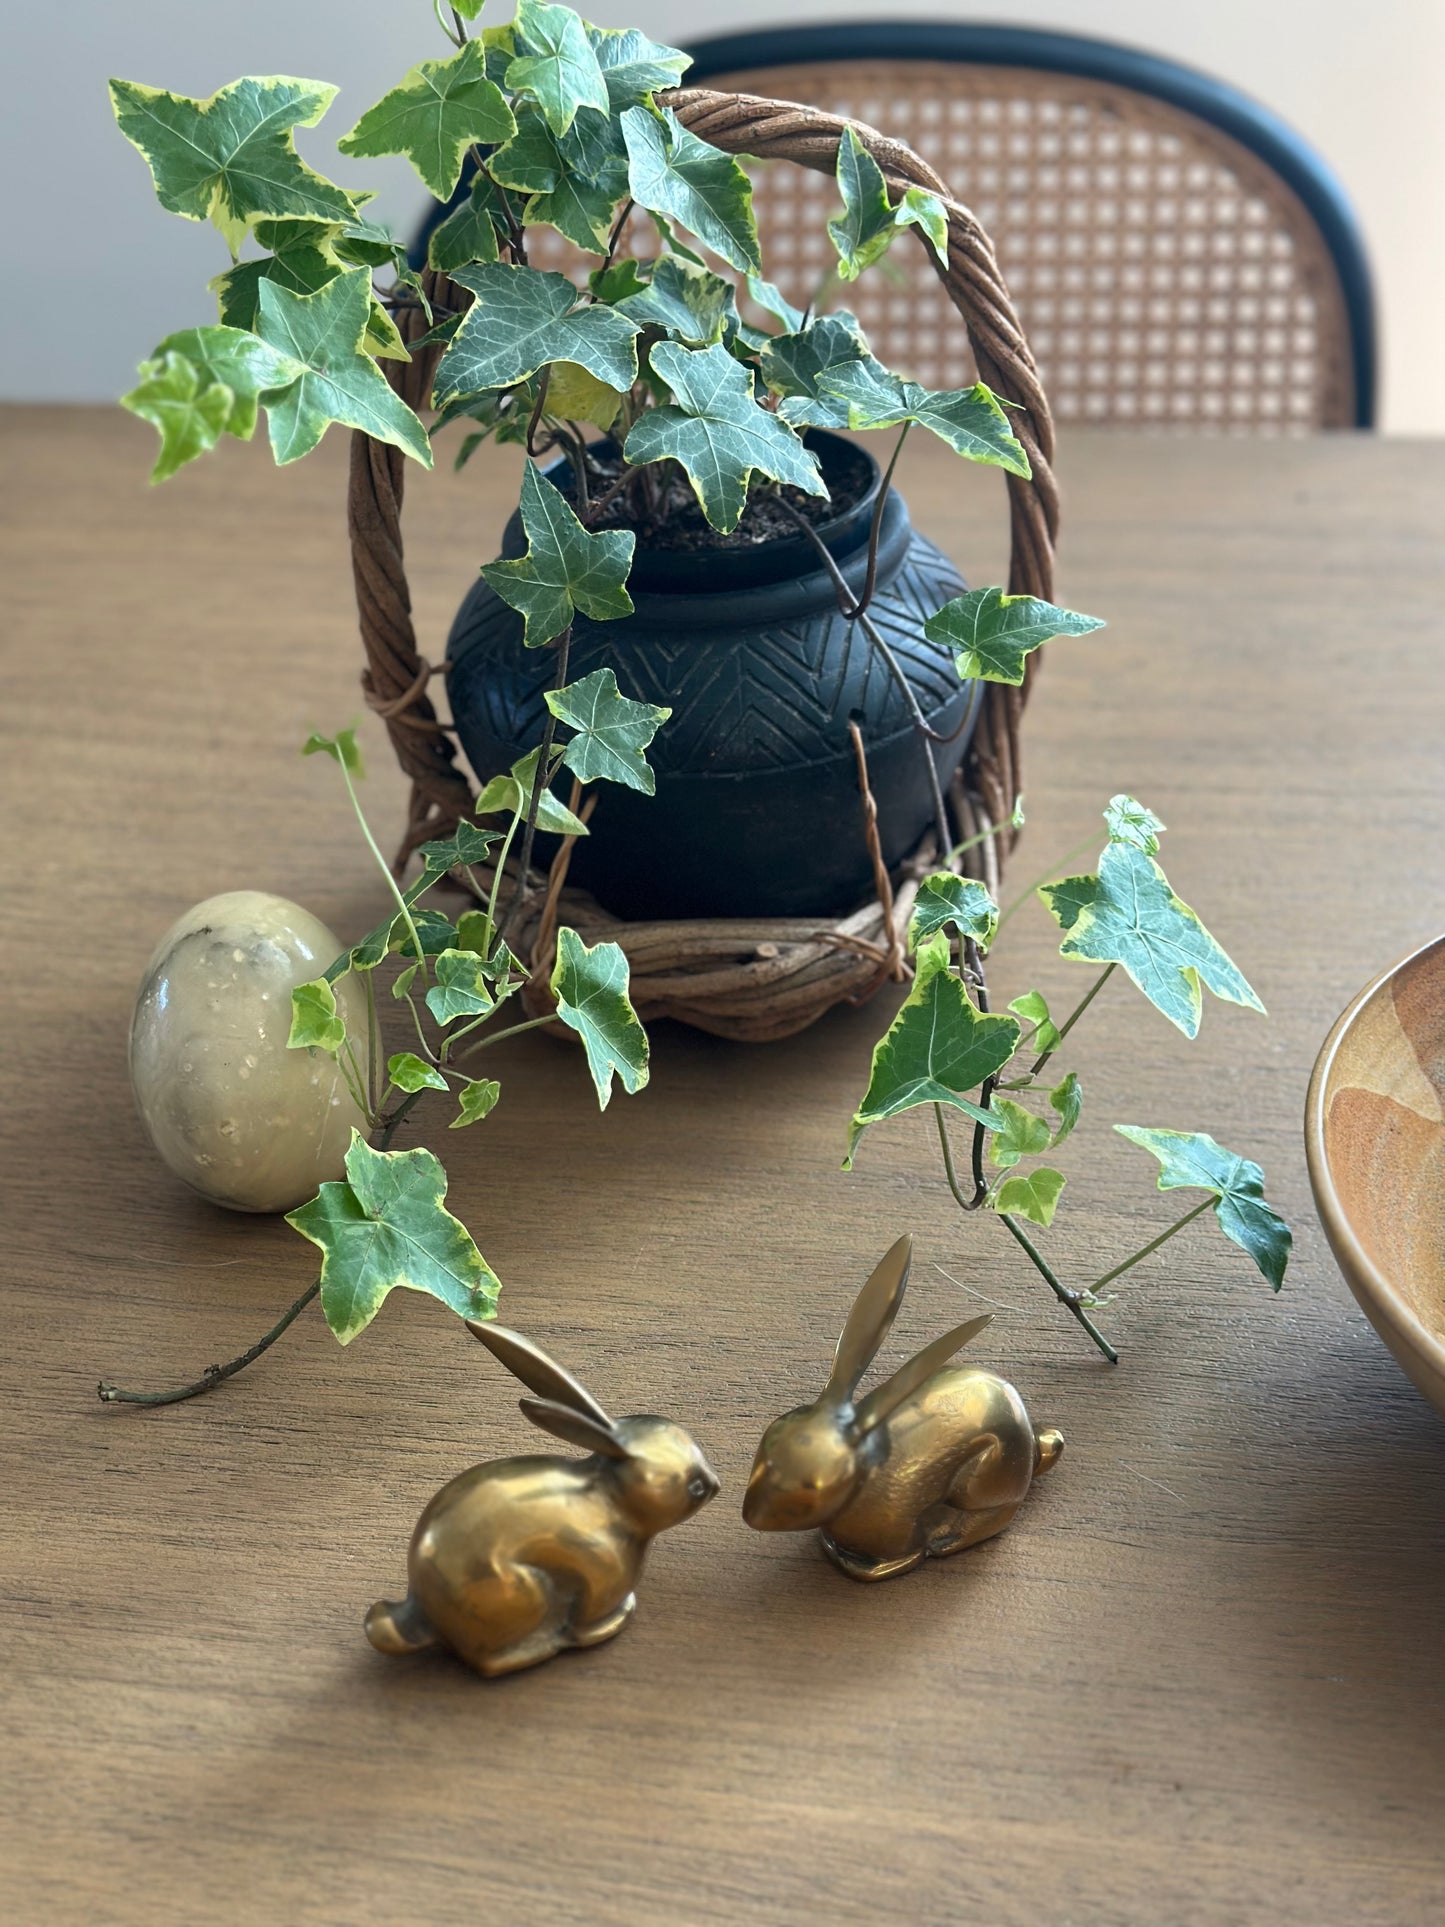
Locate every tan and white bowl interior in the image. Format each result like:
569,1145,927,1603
1306,934,1445,1416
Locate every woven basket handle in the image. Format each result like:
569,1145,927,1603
348,86,1059,869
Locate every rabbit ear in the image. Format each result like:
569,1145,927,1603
467,1321,615,1430
855,1314,993,1433
518,1397,630,1460
825,1235,913,1399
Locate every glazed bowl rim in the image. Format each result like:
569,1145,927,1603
1304,929,1445,1391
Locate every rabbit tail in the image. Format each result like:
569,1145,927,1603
365,1592,438,1657
1034,1428,1064,1476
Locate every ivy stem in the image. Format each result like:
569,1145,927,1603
335,755,428,984
996,1214,1120,1364
1087,1198,1213,1296
500,624,572,944
363,971,381,1117
97,1281,322,1408
936,1103,986,1210
457,1013,557,1060
598,198,635,278
1032,962,1116,1078
854,420,910,618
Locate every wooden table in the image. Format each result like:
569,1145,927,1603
4,409,1444,1926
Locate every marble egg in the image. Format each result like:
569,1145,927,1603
130,890,369,1214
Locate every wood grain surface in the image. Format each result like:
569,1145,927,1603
3,409,1443,1927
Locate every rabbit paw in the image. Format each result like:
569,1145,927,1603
820,1534,925,1583
572,1593,637,1648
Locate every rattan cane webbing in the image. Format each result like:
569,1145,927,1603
526,64,1356,434
347,87,1058,1043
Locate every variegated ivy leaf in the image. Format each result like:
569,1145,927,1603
475,748,591,834
1105,794,1166,855
427,175,505,272
621,106,761,273
481,463,636,647
550,928,649,1109
747,275,806,334
146,327,305,444
1008,990,1060,1056
338,41,515,201
925,589,1105,686
989,1098,1052,1170
908,874,999,953
845,934,1019,1167
287,1132,500,1344
254,270,432,466
990,1166,1066,1227
759,312,871,414
211,217,407,362
386,1051,449,1094
1040,839,1265,1039
452,1078,502,1128
617,257,743,345
424,949,497,1025
435,263,641,405
109,75,355,255
1115,1127,1291,1289
588,24,691,110
624,341,825,533
828,126,949,280
507,0,610,134
121,351,236,482
785,358,1031,473
491,104,626,253
414,820,499,879
546,667,671,795
1049,1071,1082,1146
288,977,346,1053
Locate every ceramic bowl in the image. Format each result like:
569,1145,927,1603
1306,934,1445,1415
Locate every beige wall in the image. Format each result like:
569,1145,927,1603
5,0,1440,429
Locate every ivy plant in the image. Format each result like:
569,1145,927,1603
844,797,1292,1361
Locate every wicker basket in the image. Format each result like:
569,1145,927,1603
347,87,1059,1043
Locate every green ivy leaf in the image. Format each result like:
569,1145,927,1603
989,1098,1052,1170
507,0,610,134
424,948,497,1025
550,928,649,1109
475,747,591,834
302,725,364,776
121,352,236,483
1115,1126,1292,1290
1040,839,1264,1040
546,667,671,795
1049,1071,1082,1146
338,41,514,200
590,259,649,304
625,341,825,532
491,104,626,253
436,263,641,405
287,1131,500,1343
427,174,505,272
386,1051,449,1094
481,463,635,647
1105,794,1166,855
452,1077,502,1128
544,361,623,432
828,126,947,280
786,359,1030,473
288,977,346,1053
147,327,305,442
747,275,806,333
990,1167,1066,1227
759,312,870,415
1007,989,1060,1056
210,217,406,363
909,873,999,953
621,105,761,273
925,589,1105,687
254,270,432,467
109,75,354,255
588,25,691,110
416,821,500,877
845,935,1020,1166
616,256,742,345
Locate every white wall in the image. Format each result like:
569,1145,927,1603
4,1,1441,429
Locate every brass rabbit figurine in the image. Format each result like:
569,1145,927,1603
366,1322,719,1676
743,1235,1062,1580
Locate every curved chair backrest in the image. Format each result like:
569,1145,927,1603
679,24,1375,431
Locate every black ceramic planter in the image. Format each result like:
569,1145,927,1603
446,432,978,921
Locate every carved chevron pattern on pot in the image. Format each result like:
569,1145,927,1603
448,532,970,778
